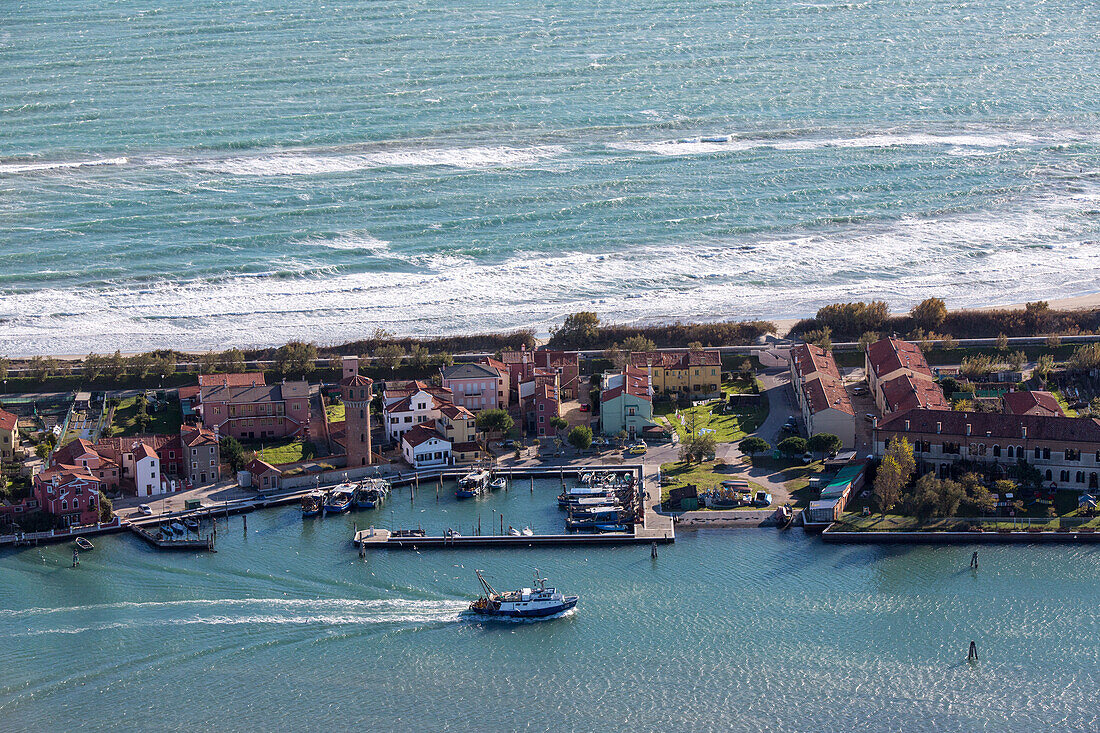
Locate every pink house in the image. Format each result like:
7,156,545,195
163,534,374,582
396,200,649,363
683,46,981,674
199,380,311,441
33,466,101,526
440,361,507,411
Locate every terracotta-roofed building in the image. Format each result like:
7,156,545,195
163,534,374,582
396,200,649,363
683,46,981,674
627,349,722,399
789,343,841,387
798,374,856,448
865,338,937,413
501,348,581,401
441,361,507,411
245,458,281,491
33,466,101,526
879,374,951,415
600,366,656,439
400,424,452,468
875,409,1100,490
198,380,310,441
0,407,18,462
1003,391,1065,418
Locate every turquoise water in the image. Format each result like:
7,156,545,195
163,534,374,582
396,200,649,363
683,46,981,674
2,479,1098,731
3,0,1100,355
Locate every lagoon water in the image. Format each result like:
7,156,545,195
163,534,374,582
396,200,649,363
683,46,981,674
4,0,1100,354
2,480,1098,731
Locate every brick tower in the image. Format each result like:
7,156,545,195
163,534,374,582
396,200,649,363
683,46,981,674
340,356,373,467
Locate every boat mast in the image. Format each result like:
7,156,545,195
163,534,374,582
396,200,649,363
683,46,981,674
475,570,497,597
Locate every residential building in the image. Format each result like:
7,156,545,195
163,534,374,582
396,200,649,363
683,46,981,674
501,348,580,401
600,366,657,440
879,373,951,414
199,380,310,441
382,380,453,444
245,458,281,491
865,338,939,413
1003,390,1065,417
438,404,481,464
32,466,101,526
789,343,855,448
519,372,560,438
628,349,722,399
340,356,373,467
874,409,1100,491
0,408,17,463
180,426,221,486
199,372,266,388
400,424,452,468
441,361,507,411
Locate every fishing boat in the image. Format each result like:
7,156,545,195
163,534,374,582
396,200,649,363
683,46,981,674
74,537,94,551
456,470,488,499
324,484,355,513
301,491,323,517
355,480,388,509
170,521,188,536
183,518,200,532
593,523,630,533
489,477,507,491
468,570,578,619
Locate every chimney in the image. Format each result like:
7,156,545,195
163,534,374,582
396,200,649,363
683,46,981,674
342,355,359,381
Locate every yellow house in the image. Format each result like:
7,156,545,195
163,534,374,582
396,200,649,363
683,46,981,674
437,404,481,463
628,350,722,399
0,408,17,463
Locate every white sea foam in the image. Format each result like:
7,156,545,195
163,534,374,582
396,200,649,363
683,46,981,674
193,145,568,176
0,156,128,174
609,131,1039,157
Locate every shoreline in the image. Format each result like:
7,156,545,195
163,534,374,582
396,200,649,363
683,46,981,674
14,289,1100,362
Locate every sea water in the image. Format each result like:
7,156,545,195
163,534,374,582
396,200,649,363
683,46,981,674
3,0,1100,355
1,479,1098,731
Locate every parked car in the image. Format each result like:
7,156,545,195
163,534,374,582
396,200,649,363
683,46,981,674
628,442,647,455
753,491,772,507
864,413,877,422
501,439,516,449
138,504,153,516
579,404,591,412
801,452,813,464
852,386,868,395
592,437,609,447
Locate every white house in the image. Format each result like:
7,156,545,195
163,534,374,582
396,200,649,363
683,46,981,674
132,441,164,498
400,425,452,468
382,381,454,444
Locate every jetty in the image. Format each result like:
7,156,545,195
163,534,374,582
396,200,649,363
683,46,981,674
353,463,675,551
130,524,216,551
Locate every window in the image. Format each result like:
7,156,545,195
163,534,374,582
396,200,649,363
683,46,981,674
1006,446,1014,458
992,445,1001,457
192,462,198,469
942,442,960,455
62,500,67,510
1066,449,1081,462
1045,469,1053,480
1060,470,1070,482
192,449,198,456
210,460,216,467
1076,471,1085,483
1044,448,1051,460
1034,447,1041,459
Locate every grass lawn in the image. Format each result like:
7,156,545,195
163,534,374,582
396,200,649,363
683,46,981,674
659,401,768,444
112,396,182,436
1052,390,1079,417
780,463,827,507
659,460,764,502
721,378,762,396
241,438,317,465
326,403,345,423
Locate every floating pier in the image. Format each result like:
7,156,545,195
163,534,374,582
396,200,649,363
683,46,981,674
352,527,673,550
130,525,216,551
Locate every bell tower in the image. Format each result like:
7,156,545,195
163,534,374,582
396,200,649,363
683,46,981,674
340,356,373,467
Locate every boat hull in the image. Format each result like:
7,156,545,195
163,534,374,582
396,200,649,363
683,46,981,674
301,509,321,517
324,502,351,513
455,489,477,499
476,596,578,618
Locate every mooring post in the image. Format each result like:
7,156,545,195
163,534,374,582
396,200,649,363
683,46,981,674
242,514,247,532
72,549,79,567
970,551,978,569
968,641,978,662
651,542,658,559
500,514,504,535
358,540,365,559
478,514,482,536
530,476,534,493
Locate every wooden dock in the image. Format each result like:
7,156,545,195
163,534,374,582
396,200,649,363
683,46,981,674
130,525,216,551
352,527,673,549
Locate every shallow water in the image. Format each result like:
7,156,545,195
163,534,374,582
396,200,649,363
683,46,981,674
3,0,1100,354
1,479,1097,731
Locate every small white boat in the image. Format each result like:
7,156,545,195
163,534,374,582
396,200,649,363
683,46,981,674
490,478,507,491
508,526,521,536
521,526,534,537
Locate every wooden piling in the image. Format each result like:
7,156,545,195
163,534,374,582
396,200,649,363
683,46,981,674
651,542,658,559
970,551,978,569
968,641,978,662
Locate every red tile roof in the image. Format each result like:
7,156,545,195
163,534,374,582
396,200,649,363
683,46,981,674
1003,391,1064,417
439,404,475,420
182,426,218,447
790,343,841,381
132,442,158,461
401,424,448,449
629,349,721,369
880,374,950,414
866,338,932,379
199,372,266,388
340,373,373,388
0,408,19,432
801,375,854,416
246,458,279,475
878,409,1100,443
601,366,652,402
178,385,201,401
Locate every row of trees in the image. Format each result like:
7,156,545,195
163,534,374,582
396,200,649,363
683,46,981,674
737,433,842,459
549,311,776,350
872,437,1001,518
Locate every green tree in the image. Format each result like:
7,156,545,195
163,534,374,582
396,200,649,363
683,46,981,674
135,395,152,433
1045,334,1061,349
374,344,405,371
995,333,1009,352
198,352,220,374
1007,350,1026,371
549,416,568,436
777,436,808,457
1034,354,1055,381
940,334,958,351
28,356,55,380
83,353,104,380
275,341,318,375
221,348,246,373
621,335,656,354
1068,343,1100,371
549,311,600,349
434,352,455,368
105,350,126,380
219,436,248,473
410,345,430,369
567,425,593,451
803,327,832,352
858,332,879,352
97,491,113,523
475,408,514,438
807,433,842,459
738,436,770,456
0,357,8,381
874,455,905,516
129,352,154,379
602,344,627,371
910,297,947,331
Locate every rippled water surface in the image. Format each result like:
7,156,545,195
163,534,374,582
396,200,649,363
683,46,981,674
2,0,1100,353
1,480,1098,731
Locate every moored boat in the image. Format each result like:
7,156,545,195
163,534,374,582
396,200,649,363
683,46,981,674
74,537,94,551
468,570,578,619
456,470,488,499
324,484,355,513
489,477,507,491
301,491,323,517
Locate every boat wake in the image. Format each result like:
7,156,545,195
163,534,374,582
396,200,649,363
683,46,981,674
461,607,577,624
